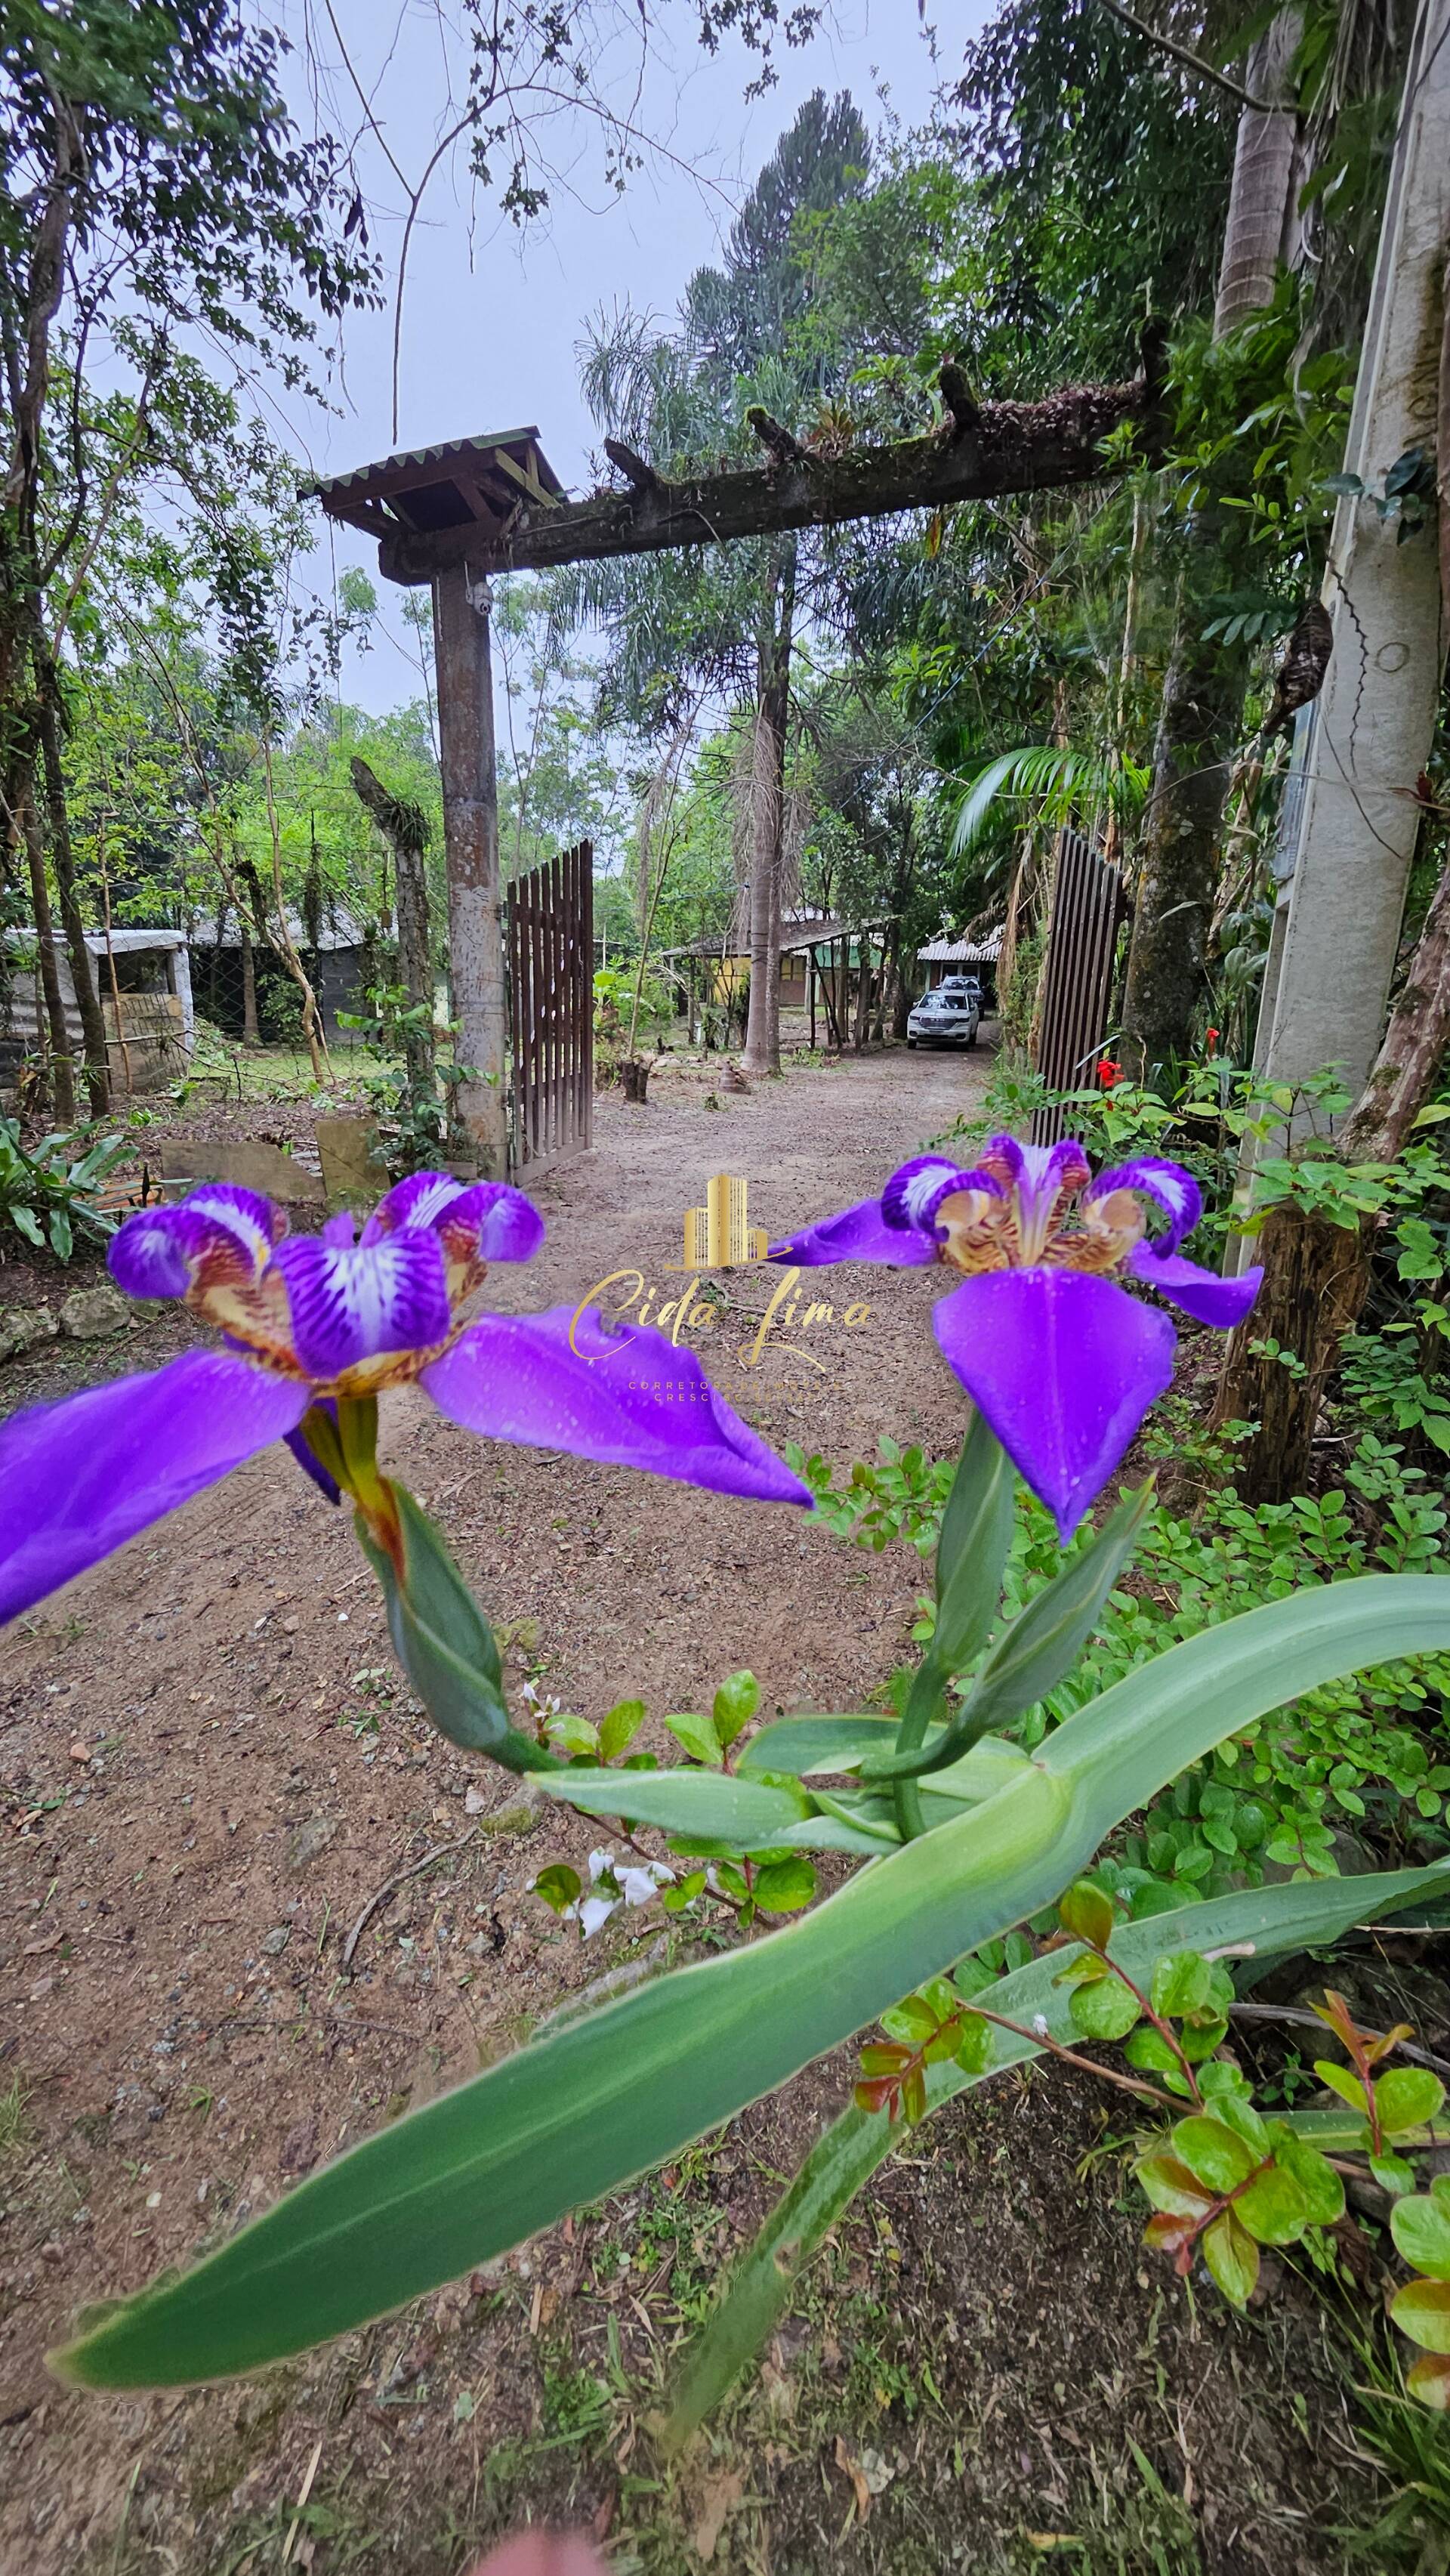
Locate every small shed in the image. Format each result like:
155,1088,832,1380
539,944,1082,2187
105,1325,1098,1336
187,908,369,1044
2,926,193,1096
917,927,1004,1004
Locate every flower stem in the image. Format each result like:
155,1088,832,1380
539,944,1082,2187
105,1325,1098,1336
338,1397,403,1568
891,1657,944,1841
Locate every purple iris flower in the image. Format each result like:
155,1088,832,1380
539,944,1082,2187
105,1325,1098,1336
0,1170,809,1624
769,1134,1262,1542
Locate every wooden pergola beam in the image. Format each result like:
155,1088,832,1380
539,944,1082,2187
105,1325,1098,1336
364,374,1150,585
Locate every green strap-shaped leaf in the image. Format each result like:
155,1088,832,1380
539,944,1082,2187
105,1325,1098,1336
1041,1575,1450,1833
537,1768,809,1842
865,1481,1155,1780
921,1737,1035,1807
358,1485,554,1772
665,1855,1450,2442
739,1716,912,1776
770,1810,899,1854
55,1758,1072,2389
53,1577,1450,2390
932,1410,1017,1670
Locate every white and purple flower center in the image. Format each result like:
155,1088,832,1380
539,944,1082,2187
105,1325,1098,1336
110,1171,545,1395
881,1134,1202,1279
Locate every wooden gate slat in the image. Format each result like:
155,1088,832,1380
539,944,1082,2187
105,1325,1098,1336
1031,829,1125,1145
550,850,563,1156
579,840,594,1147
504,841,595,1176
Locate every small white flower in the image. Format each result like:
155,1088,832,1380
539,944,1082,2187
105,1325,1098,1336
619,1862,675,1907
521,1679,540,1708
578,1893,618,1938
1032,2013,1050,2038
587,1848,617,1883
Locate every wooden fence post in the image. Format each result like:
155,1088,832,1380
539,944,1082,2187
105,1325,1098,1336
433,562,508,1179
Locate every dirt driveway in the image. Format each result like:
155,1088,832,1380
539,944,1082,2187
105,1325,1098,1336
0,1041,1366,2574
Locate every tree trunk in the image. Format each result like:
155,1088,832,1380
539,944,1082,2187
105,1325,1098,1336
891,928,910,1039
35,656,108,1116
1215,839,1450,1497
1214,14,1302,332
0,94,82,724
1120,637,1246,1081
742,537,795,1076
1213,1203,1367,1501
819,944,844,1048
1121,10,1300,1082
240,922,261,1048
16,762,73,1120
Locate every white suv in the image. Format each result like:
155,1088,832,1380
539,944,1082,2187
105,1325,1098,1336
907,982,981,1049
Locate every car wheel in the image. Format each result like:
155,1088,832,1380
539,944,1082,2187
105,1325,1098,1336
907,1037,918,1049
965,1027,978,1049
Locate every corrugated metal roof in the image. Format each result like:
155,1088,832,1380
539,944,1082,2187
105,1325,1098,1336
304,428,562,500
187,907,367,953
918,929,1004,964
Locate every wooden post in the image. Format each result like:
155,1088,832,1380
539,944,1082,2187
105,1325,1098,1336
433,562,508,1178
240,919,260,1048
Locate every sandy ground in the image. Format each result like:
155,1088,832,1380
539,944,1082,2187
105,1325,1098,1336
0,1042,1379,2574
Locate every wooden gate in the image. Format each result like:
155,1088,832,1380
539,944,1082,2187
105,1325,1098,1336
1030,829,1127,1144
506,840,594,1174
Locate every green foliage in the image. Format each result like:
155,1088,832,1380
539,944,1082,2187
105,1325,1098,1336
948,743,1150,862
0,1119,128,1261
337,969,477,1181
668,1863,1450,2442
790,1428,1450,1902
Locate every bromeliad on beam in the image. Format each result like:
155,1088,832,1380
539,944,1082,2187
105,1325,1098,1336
603,437,661,494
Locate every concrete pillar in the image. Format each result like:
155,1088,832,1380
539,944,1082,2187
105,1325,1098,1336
433,561,508,1179
1251,0,1448,1123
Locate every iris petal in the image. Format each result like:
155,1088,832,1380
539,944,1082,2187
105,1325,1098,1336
0,1353,309,1624
1128,1241,1263,1327
363,1172,462,1239
932,1268,1175,1542
110,1184,281,1302
1085,1157,1202,1255
273,1233,452,1378
421,1304,813,1506
768,1197,939,1268
441,1182,545,1265
881,1155,971,1232
362,1171,544,1265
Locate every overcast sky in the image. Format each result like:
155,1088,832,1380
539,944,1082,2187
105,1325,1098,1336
273,0,992,710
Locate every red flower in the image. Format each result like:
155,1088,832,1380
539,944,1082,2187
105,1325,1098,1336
1205,1027,1219,1058
1097,1056,1123,1089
